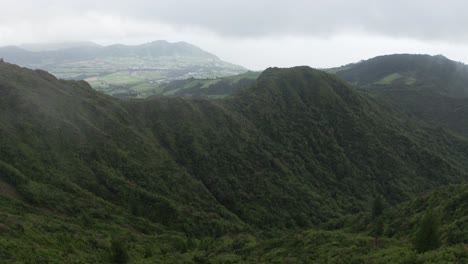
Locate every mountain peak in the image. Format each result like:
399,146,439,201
238,66,364,112
259,66,327,81
258,66,344,87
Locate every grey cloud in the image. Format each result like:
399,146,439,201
145,0,468,42
2,0,468,70
2,0,466,42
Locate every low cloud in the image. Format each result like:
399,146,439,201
1,0,468,69
2,0,467,42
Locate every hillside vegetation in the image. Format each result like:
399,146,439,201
331,54,468,137
332,54,468,97
0,62,466,262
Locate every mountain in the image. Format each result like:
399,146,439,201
18,41,101,52
0,41,247,97
128,66,468,227
330,54,468,137
331,54,468,98
0,61,467,262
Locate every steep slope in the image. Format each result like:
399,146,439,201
128,66,468,228
331,54,468,137
0,41,247,97
1,62,468,262
0,62,244,236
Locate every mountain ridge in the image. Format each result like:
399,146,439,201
1,62,467,262
332,53,468,97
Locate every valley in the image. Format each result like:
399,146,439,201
0,59,467,263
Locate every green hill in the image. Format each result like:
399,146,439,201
331,54,468,97
0,41,247,98
0,62,467,262
330,54,468,137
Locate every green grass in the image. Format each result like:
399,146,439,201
375,73,403,85
405,77,417,85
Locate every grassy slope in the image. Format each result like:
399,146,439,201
0,63,467,262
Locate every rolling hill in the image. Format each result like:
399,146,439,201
0,41,247,98
330,54,468,137
331,54,468,97
0,61,467,262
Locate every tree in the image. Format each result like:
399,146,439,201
372,195,384,219
371,196,385,247
373,217,384,247
413,209,441,253
111,236,129,264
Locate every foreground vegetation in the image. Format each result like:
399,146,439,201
1,184,466,263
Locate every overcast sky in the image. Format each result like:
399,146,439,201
1,0,468,70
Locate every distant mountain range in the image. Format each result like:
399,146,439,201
18,41,101,52
0,40,247,97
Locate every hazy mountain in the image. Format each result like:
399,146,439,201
1,61,467,262
0,40,247,97
330,54,468,137
18,41,101,52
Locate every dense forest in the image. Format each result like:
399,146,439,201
0,61,466,263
